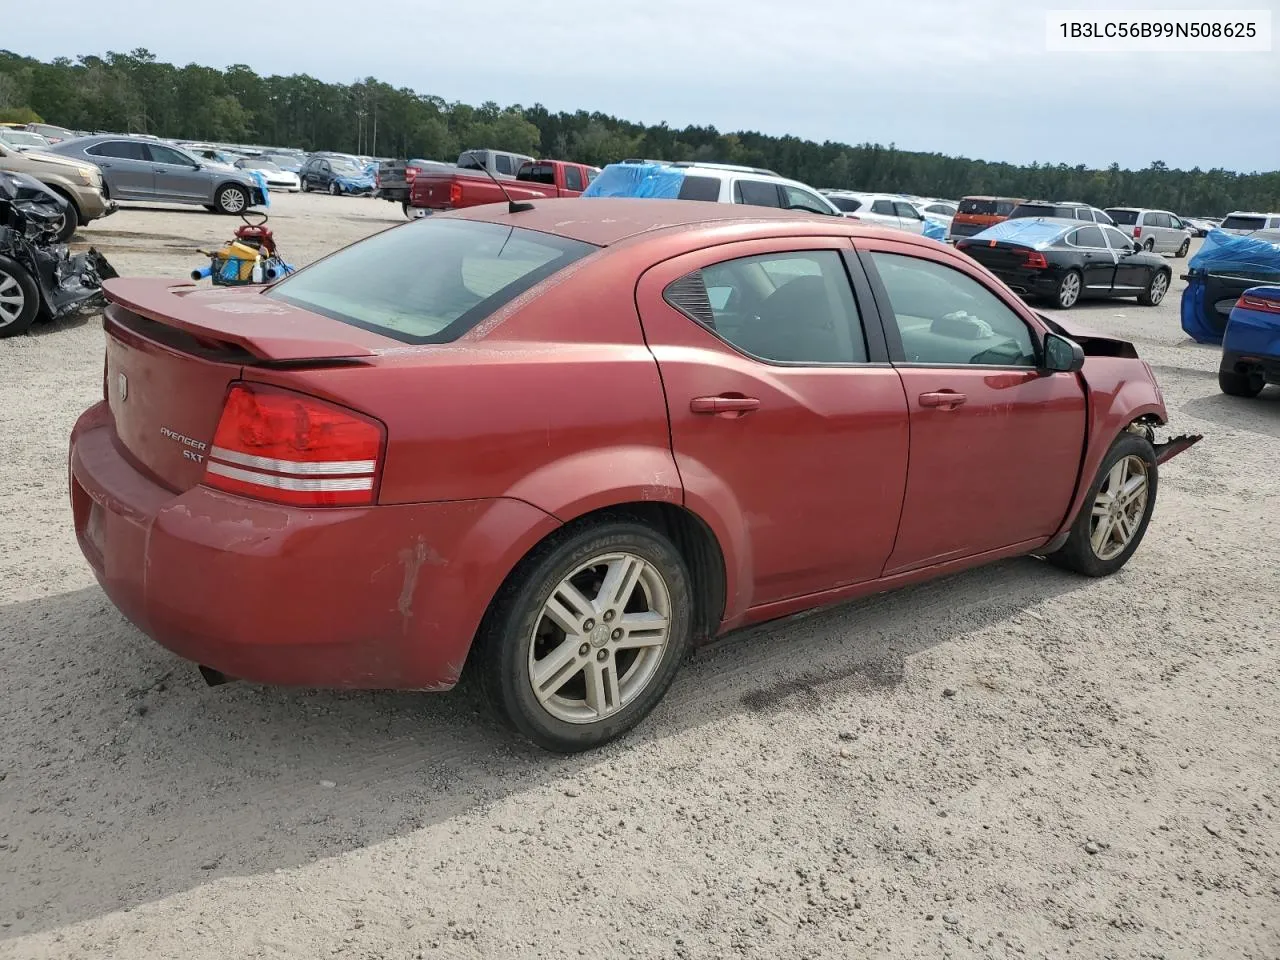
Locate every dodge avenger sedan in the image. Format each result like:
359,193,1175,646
69,199,1200,751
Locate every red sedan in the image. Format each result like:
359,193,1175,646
69,199,1200,751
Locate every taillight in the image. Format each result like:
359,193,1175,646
449,182,462,206
1132,226,1142,238
203,383,385,507
1237,293,1280,314
1023,251,1048,269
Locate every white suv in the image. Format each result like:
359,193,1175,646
820,191,930,233
1104,208,1193,256
585,160,842,216
1219,211,1280,236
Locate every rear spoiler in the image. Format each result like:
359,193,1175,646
103,278,385,362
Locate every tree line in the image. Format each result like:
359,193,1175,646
1,48,1276,216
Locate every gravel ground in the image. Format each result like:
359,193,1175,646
1,195,1276,960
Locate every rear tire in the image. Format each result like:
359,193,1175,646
1143,238,1155,252
1138,269,1170,306
474,519,693,752
1048,432,1158,577
1219,367,1265,398
1054,270,1082,309
0,256,40,337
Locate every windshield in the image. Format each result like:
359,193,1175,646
1,131,47,148
266,218,598,344
243,159,281,171
330,160,361,174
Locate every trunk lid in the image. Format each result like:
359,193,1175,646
959,239,1036,271
101,278,386,492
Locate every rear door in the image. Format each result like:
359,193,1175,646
636,237,909,606
1105,226,1150,290
856,238,1086,573
85,140,154,199
1066,225,1115,292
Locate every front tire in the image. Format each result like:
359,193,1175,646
214,183,248,215
1219,367,1265,398
1138,269,1170,306
300,179,310,193
1048,432,1158,577
0,256,41,337
1176,238,1190,258
50,195,79,242
329,182,340,196
475,520,693,752
1054,269,1082,309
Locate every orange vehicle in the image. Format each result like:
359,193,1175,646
949,196,1023,241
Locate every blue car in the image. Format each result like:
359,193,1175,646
1181,228,1280,344
1220,286,1280,397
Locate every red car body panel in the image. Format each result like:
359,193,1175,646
69,199,1183,691
410,159,595,212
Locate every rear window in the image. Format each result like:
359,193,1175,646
677,175,720,201
266,219,597,344
1221,215,1267,231
1009,203,1065,219
959,198,999,215
1107,209,1139,225
828,195,862,212
518,163,556,185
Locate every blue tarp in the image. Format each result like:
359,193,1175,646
969,218,1069,247
581,162,687,199
1181,229,1280,343
921,217,948,242
334,173,376,192
247,170,270,208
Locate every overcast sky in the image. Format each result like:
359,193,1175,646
8,0,1279,172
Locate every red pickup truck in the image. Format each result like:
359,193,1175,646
409,159,599,215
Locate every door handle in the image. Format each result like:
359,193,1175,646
918,391,967,409
690,395,760,415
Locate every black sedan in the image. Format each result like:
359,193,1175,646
956,217,1172,309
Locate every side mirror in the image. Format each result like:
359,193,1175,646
1043,332,1085,373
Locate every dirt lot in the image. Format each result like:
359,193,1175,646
1,194,1277,959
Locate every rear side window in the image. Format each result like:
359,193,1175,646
87,140,149,161
518,163,556,185
733,180,782,208
1221,215,1266,230
266,219,596,344
678,175,720,201
494,154,515,176
564,165,584,191
828,195,862,212
1068,225,1106,248
663,250,867,364
1107,209,1139,225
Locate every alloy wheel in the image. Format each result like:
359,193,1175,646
221,188,246,213
1058,272,1081,308
527,552,672,724
1089,455,1149,561
0,272,26,328
1148,272,1169,304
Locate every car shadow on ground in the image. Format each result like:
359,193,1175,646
0,556,1088,938
1183,389,1280,438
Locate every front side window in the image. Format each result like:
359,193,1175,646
733,180,782,208
1103,226,1134,250
894,201,922,219
148,144,194,166
782,185,833,215
869,252,1037,367
267,219,597,344
663,250,867,364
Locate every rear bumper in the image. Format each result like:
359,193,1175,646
1221,348,1280,385
984,267,1058,297
69,402,560,690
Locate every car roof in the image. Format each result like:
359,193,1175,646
444,197,919,247
1225,210,1280,216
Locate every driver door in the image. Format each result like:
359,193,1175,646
147,144,208,202
856,238,1086,574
